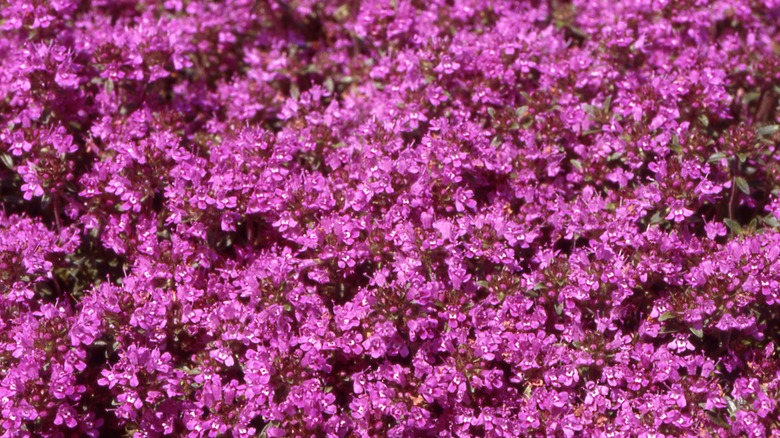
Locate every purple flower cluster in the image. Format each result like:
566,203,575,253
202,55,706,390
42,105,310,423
1,0,780,436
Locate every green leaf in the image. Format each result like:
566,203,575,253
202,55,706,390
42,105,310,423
726,397,738,415
756,124,780,137
723,218,742,234
570,159,583,171
333,4,350,21
0,153,13,170
658,312,676,322
735,176,750,195
744,90,762,104
260,421,280,438
607,152,623,162
707,152,728,163
476,280,490,289
516,106,529,119
566,25,588,39
690,327,703,338
698,114,709,127
670,136,682,154
760,215,780,228
582,104,596,116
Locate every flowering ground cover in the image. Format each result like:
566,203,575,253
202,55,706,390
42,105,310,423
1,0,780,436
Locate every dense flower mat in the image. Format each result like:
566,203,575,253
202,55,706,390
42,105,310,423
1,0,780,436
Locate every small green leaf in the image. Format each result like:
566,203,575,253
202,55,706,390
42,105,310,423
487,107,496,119
690,327,703,338
735,177,750,195
333,4,350,21
723,218,742,234
260,421,280,438
736,152,748,163
707,152,727,163
726,398,738,415
756,125,780,137
670,136,682,154
0,153,13,170
698,114,709,127
566,25,588,39
607,152,623,162
582,104,596,116
570,159,583,171
476,280,490,289
64,182,79,194
516,106,529,119
658,312,676,322
603,95,612,113
744,90,762,104
760,215,780,228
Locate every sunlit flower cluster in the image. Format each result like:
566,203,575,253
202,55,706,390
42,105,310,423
1,0,780,436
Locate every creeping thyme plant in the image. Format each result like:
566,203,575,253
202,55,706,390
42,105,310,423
1,0,780,436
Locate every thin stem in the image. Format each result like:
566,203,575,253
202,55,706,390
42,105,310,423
729,176,736,221
53,193,62,236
